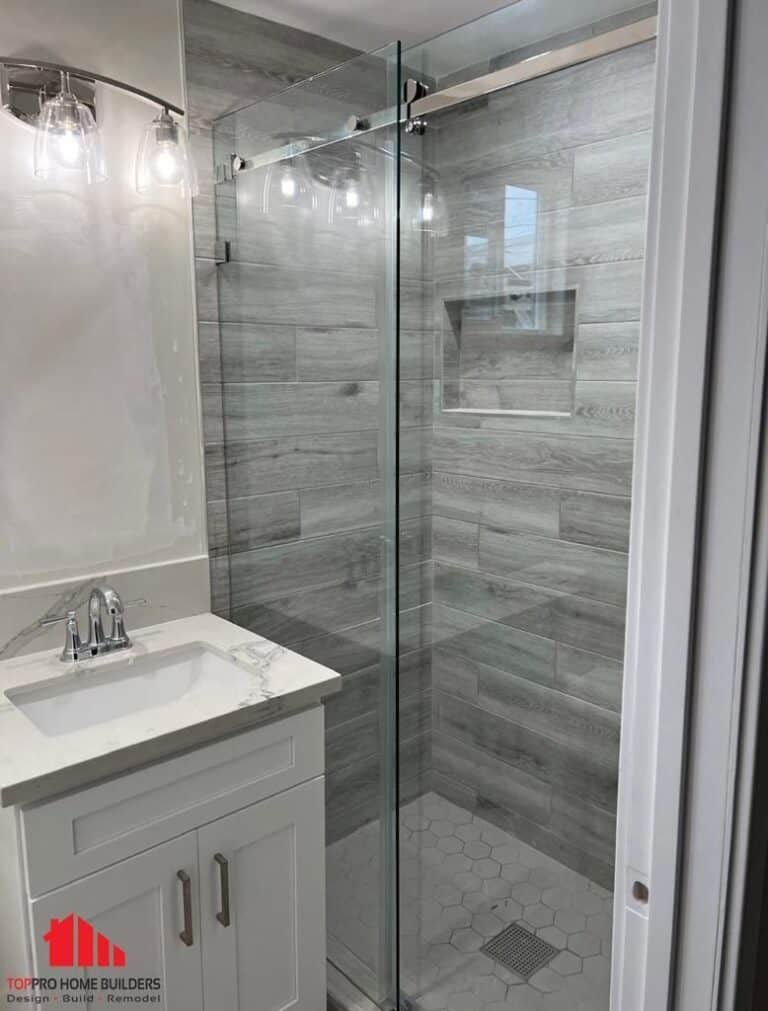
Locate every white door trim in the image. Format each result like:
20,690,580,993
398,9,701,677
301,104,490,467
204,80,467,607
672,0,768,1005
611,1,732,1009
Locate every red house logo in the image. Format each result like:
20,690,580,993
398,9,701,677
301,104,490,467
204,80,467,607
44,914,126,968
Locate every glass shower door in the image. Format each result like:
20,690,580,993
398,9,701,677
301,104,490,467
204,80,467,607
210,45,403,1009
397,4,656,1010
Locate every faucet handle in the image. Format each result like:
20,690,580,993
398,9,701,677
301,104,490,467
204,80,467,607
109,598,148,648
39,609,78,627
39,610,87,662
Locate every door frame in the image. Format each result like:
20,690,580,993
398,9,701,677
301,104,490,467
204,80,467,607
611,0,733,1008
671,0,768,1006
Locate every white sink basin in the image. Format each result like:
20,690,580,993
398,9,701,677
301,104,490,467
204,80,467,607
5,644,256,737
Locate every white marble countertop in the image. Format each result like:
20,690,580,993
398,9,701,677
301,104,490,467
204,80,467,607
0,613,341,807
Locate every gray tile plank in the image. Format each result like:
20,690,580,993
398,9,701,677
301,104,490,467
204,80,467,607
433,516,479,570
433,472,560,537
292,603,432,677
573,130,653,206
325,647,432,729
204,444,226,501
432,731,552,826
217,262,376,328
209,554,230,618
232,575,382,645
195,257,219,323
226,431,380,497
206,499,228,555
229,528,381,609
435,691,617,811
300,474,431,538
434,562,626,659
479,527,628,606
576,322,640,381
201,383,224,445
231,561,430,646
435,561,559,638
458,328,574,382
555,592,626,660
432,646,479,702
400,381,436,428
289,618,382,676
296,327,378,381
222,381,379,440
219,323,296,382
326,710,379,772
477,662,620,766
433,427,634,495
550,789,616,868
401,330,435,379
198,322,222,384
556,643,623,712
433,603,556,688
300,481,380,539
227,491,300,552
458,380,573,413
560,490,631,552
535,196,647,270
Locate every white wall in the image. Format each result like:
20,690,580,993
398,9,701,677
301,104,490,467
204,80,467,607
0,0,209,652
0,0,207,590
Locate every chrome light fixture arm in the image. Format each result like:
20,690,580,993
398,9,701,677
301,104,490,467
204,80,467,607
0,57,184,120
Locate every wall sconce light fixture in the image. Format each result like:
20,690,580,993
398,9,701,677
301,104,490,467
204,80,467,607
0,57,196,194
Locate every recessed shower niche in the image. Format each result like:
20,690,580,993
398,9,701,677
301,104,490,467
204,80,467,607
441,287,577,415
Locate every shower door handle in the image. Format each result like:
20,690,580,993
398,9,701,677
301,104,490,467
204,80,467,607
214,853,231,927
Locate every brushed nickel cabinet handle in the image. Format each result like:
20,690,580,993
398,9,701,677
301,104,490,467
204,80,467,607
214,853,231,927
177,870,194,946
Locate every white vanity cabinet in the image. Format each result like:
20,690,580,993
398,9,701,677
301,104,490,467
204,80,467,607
11,708,327,1011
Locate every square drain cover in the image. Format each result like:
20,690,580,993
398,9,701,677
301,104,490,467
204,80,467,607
480,922,559,980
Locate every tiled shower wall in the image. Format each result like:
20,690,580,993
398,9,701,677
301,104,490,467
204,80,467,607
184,0,434,842
428,36,655,888
186,0,654,886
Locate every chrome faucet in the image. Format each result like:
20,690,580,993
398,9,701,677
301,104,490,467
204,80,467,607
41,585,144,663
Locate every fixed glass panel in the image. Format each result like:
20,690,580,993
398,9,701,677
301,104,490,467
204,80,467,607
397,4,656,1010
211,44,401,1010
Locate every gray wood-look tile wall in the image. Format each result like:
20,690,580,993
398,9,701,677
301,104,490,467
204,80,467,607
428,37,655,887
183,0,432,843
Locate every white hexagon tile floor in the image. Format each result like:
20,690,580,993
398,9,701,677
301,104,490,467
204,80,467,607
328,793,613,1011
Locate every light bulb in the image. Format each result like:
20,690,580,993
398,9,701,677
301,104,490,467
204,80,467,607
412,177,447,236
345,184,360,209
136,109,197,195
34,80,105,183
150,146,183,184
280,169,297,198
56,130,84,167
329,152,378,226
262,158,315,213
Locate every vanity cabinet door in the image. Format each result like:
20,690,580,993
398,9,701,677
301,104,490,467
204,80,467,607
198,776,326,1011
28,833,203,1011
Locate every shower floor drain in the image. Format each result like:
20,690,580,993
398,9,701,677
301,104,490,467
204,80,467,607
480,922,559,980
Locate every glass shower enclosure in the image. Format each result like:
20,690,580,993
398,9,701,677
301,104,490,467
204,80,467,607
210,3,656,1008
